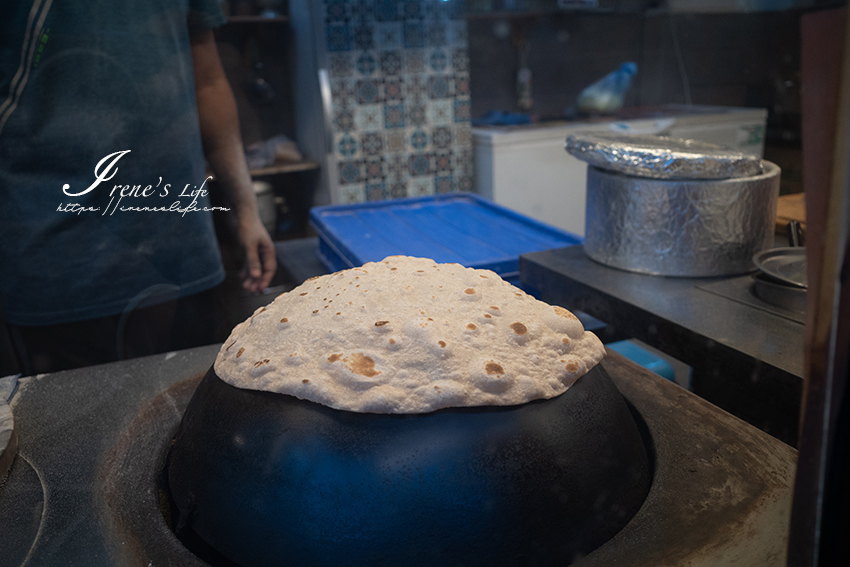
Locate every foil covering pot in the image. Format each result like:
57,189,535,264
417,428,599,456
565,132,763,180
583,161,780,277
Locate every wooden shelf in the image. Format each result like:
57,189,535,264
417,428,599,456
249,160,320,176
464,7,615,18
464,10,550,19
207,161,320,181
226,15,289,23
775,192,806,236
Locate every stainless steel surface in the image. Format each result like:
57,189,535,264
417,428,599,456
696,277,806,325
753,274,808,314
584,161,781,277
753,247,808,288
521,245,804,445
0,341,797,566
565,132,763,179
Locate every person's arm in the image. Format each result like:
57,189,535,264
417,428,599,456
190,29,276,293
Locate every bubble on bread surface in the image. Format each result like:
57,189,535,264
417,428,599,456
215,256,605,414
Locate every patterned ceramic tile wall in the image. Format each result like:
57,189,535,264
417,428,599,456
324,0,473,203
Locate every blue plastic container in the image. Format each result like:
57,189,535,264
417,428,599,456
309,193,582,288
607,340,676,382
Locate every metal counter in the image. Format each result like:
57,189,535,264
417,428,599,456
520,245,804,445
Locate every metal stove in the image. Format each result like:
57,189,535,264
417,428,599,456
0,342,795,567
521,245,805,446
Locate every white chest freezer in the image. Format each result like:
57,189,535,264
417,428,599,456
473,105,767,236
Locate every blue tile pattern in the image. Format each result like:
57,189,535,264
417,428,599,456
427,21,447,46
333,107,356,132
406,103,427,126
353,24,374,50
435,174,453,193
330,53,354,77
408,153,434,176
403,22,426,48
337,134,358,158
325,0,471,202
361,132,384,156
429,49,448,72
410,128,428,150
355,52,377,75
428,75,450,99
357,79,382,104
365,157,386,180
453,98,470,122
451,48,468,72
325,0,348,22
435,151,452,173
349,0,372,21
380,51,403,75
402,1,425,20
382,77,404,101
374,0,400,22
366,182,387,200
327,24,352,52
432,125,451,149
339,160,364,184
383,103,405,128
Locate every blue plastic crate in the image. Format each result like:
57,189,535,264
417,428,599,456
607,340,677,382
309,193,582,286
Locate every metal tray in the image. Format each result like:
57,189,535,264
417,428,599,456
753,247,807,289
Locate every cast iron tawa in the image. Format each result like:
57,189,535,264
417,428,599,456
166,363,652,567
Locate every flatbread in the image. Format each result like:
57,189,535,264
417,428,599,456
215,256,605,413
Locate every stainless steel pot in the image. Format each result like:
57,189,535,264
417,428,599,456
584,161,781,277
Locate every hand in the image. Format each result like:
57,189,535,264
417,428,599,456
237,214,276,293
190,30,277,294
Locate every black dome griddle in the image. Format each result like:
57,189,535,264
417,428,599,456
0,345,797,566
166,364,651,567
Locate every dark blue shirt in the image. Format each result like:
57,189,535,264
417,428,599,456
0,0,227,325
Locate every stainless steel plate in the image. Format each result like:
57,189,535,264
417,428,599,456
753,248,807,289
752,274,807,315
